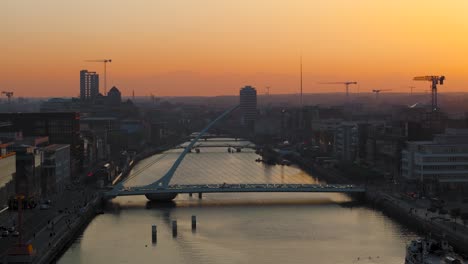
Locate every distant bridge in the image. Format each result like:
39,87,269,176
113,184,365,197
175,143,256,149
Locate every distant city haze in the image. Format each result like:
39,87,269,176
3,0,468,97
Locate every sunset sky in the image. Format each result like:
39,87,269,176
2,0,468,97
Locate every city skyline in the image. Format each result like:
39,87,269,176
3,0,468,97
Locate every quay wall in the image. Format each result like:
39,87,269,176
289,153,468,255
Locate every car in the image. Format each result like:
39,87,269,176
11,231,19,237
40,204,51,210
1,231,8,237
7,226,15,232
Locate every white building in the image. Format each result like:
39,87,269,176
401,129,468,196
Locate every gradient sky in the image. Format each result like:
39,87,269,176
2,0,468,97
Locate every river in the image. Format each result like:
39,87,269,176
58,139,416,264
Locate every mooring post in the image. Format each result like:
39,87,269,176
152,225,157,244
191,215,196,231
172,220,177,237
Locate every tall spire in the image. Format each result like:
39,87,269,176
300,55,303,107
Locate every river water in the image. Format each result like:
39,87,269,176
58,139,416,264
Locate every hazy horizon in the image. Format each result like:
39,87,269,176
3,0,468,97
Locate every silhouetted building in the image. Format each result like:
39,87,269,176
240,86,257,130
0,112,83,173
334,122,358,162
13,146,41,198
40,98,80,113
80,70,99,101
107,86,122,105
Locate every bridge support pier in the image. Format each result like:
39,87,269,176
189,193,192,197
198,193,203,199
145,193,178,202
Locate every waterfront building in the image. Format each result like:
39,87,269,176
0,144,16,206
42,144,70,194
13,145,42,198
401,128,468,197
0,112,83,173
240,86,257,130
334,122,358,162
80,70,99,101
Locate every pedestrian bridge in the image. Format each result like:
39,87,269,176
105,104,366,201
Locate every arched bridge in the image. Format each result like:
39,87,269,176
105,104,366,201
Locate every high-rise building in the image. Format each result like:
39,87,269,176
240,85,257,129
80,70,99,101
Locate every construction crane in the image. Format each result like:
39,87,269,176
2,91,13,104
372,89,391,100
413,75,445,111
85,59,112,94
318,81,358,102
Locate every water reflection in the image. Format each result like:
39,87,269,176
58,139,416,264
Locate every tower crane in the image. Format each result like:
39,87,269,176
372,89,391,100
85,59,112,94
318,81,358,102
413,75,445,111
2,91,13,104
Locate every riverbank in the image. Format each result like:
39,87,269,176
288,152,468,255
367,189,468,255
40,143,180,263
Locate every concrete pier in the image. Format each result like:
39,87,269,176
198,193,203,199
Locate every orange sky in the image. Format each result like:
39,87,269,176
2,0,468,97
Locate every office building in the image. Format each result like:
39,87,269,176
80,70,99,101
401,129,468,196
42,144,70,194
0,113,83,173
240,85,257,129
334,122,358,162
0,144,16,206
